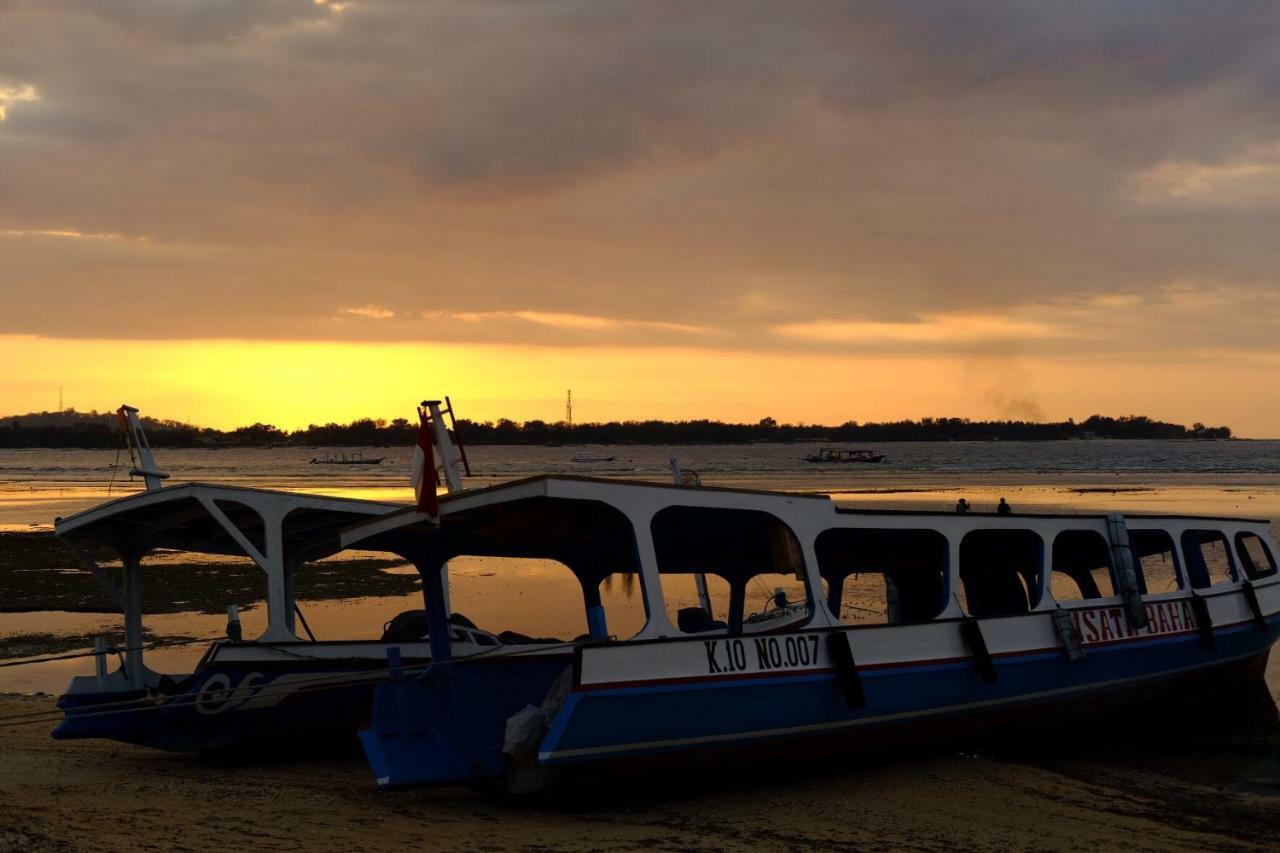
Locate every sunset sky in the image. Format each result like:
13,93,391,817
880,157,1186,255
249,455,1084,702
2,3,1279,434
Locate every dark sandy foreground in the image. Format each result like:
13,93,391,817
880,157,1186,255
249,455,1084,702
3,697,1280,852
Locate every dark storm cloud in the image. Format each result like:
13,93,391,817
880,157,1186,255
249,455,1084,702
1,0,1279,350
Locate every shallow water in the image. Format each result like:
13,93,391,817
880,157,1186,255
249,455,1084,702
3,440,1280,527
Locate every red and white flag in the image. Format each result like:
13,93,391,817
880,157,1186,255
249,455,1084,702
411,408,440,516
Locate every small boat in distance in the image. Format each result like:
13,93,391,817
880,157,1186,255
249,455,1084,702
571,455,616,463
806,447,886,464
310,452,385,465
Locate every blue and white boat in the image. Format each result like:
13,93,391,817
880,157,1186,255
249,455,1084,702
342,474,1280,792
51,401,493,752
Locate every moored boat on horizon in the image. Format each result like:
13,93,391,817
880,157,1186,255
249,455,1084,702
806,447,886,464
310,451,386,465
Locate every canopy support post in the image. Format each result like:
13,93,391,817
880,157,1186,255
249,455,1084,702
122,548,145,689
626,507,678,640
418,556,453,664
582,580,608,640
258,506,295,642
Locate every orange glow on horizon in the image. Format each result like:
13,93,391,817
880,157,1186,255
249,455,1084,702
1,334,1275,437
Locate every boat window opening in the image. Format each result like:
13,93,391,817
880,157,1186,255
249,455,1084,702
651,506,812,636
419,496,646,641
1180,530,1237,589
597,572,650,639
662,573,733,634
444,556,588,643
1049,531,1115,603
1128,530,1182,593
140,552,272,638
958,530,1043,618
814,528,948,626
1236,533,1278,580
292,551,422,641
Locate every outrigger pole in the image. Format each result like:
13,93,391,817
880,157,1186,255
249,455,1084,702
116,405,169,491
419,398,472,622
420,398,470,494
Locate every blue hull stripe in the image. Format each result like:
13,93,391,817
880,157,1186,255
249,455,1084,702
539,646,1264,762
538,617,1277,764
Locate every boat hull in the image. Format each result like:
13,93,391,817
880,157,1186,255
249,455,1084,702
361,596,1280,791
542,622,1276,768
54,644,430,753
550,648,1273,789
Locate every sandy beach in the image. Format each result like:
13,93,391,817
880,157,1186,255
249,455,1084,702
2,694,1280,852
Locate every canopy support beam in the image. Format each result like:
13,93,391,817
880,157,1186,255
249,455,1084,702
198,495,296,642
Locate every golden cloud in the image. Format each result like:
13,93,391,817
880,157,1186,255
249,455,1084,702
342,305,395,320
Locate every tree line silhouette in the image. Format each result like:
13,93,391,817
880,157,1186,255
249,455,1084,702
0,410,1233,448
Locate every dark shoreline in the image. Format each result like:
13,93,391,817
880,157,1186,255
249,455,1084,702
1,410,1235,448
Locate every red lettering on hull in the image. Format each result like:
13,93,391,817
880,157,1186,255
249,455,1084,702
1070,599,1197,647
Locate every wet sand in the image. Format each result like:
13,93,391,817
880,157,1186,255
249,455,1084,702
2,695,1280,852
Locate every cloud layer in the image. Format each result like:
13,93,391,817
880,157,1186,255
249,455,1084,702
2,0,1279,366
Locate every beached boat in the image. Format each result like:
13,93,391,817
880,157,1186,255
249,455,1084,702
341,474,1280,793
51,402,482,751
806,447,885,464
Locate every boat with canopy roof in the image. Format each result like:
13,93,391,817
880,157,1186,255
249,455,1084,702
342,468,1280,793
50,400,501,751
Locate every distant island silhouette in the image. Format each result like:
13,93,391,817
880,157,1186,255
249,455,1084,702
0,409,1233,448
